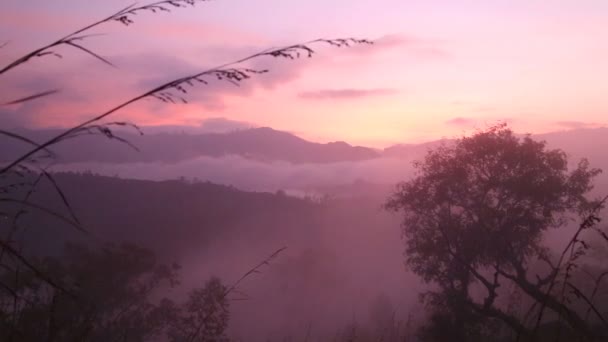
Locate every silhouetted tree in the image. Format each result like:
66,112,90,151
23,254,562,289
168,277,229,342
0,242,234,342
0,243,177,341
386,124,603,340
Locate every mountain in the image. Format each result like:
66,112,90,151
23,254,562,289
3,126,607,174
0,127,381,164
382,140,448,159
382,127,608,163
535,127,608,163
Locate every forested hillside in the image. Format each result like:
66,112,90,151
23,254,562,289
6,172,416,340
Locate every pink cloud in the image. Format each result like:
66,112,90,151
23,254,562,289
0,47,314,129
146,22,267,46
446,117,475,126
298,88,398,100
340,34,449,60
0,9,72,32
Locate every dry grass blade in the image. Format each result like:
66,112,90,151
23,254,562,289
0,38,372,175
105,121,144,135
0,0,211,75
141,38,373,106
566,282,608,328
187,246,287,342
530,195,608,338
64,41,115,67
59,122,142,151
9,172,43,224
40,169,81,226
0,239,76,298
0,198,85,232
116,0,211,21
0,130,56,157
2,89,60,105
225,246,287,295
584,271,608,322
0,171,44,266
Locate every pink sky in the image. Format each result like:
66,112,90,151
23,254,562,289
1,0,608,147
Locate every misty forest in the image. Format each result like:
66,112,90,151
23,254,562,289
1,1,608,341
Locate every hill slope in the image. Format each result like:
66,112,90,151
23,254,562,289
1,127,380,164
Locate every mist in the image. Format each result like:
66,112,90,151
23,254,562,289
53,155,413,193
3,1,608,340
15,127,605,340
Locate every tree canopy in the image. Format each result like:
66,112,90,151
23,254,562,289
0,242,230,342
386,124,603,340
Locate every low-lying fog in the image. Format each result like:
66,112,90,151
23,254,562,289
6,127,608,340
54,156,414,194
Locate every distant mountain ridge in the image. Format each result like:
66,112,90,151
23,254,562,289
1,127,381,164
382,140,447,159
382,127,608,161
2,126,607,166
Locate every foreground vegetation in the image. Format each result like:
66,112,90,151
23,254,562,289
2,1,607,341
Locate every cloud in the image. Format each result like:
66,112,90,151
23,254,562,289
473,106,496,113
146,22,267,46
137,117,257,134
298,88,398,100
0,109,27,129
0,47,311,128
130,52,309,112
375,35,410,49
54,155,415,193
446,117,475,126
341,34,449,60
199,117,255,132
0,8,72,32
0,62,117,128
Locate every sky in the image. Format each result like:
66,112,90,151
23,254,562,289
1,0,608,147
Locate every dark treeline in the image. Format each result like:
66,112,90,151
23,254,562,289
10,172,322,257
